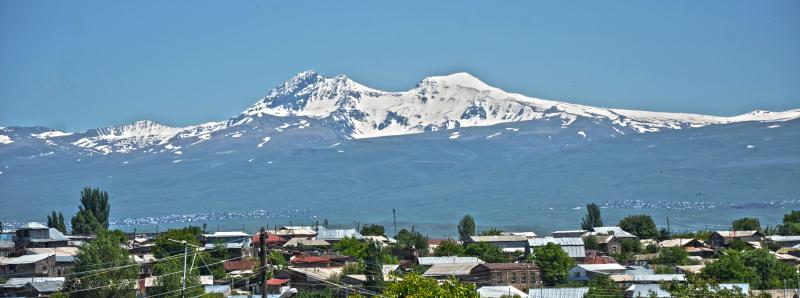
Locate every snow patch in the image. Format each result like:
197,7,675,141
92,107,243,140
0,135,12,144
257,137,271,148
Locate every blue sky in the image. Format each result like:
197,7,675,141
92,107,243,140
1,1,798,131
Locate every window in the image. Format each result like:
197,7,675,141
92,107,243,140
521,272,527,283
494,273,502,283
511,272,517,283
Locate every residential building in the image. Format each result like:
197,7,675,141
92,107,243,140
0,241,13,257
282,238,330,248
470,263,542,291
589,227,637,239
568,263,627,281
552,230,588,238
767,235,800,248
468,235,528,253
314,227,364,242
422,263,478,281
251,232,288,248
708,231,765,249
0,254,57,277
15,222,69,250
527,237,586,259
0,277,64,297
417,256,484,266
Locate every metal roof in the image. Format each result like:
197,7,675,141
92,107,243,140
528,237,584,246
314,228,364,241
283,238,330,247
18,222,48,230
0,254,53,265
477,285,527,298
767,235,800,242
560,246,586,258
528,287,590,298
469,235,527,242
28,281,63,293
2,277,64,287
422,263,478,277
417,256,484,265
590,227,635,238
626,284,670,297
575,263,626,272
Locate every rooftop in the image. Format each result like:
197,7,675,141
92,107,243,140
422,263,478,277
528,287,590,298
417,256,484,266
469,235,528,242
315,228,364,241
0,253,53,265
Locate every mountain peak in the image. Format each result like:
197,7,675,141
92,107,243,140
420,72,494,91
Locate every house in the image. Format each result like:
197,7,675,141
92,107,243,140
582,251,618,264
528,287,589,298
203,231,252,258
470,263,542,291
427,239,446,255
658,238,714,257
591,234,623,255
224,260,255,273
282,238,330,248
314,227,364,242
477,285,527,298
364,235,395,247
343,265,402,286
422,263,479,281
132,253,157,276
767,235,800,248
0,241,14,257
552,230,588,238
266,278,291,294
528,237,586,259
468,235,528,253
708,231,765,248
772,251,800,266
610,274,685,288
676,265,705,274
15,222,69,250
631,253,659,267
273,226,317,240
625,284,670,298
0,253,57,277
289,255,333,268
0,277,64,297
279,266,343,290
589,227,637,239
568,263,627,281
417,256,484,266
252,232,288,248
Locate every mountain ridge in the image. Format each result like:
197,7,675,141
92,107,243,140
1,70,798,155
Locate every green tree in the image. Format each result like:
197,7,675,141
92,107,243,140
395,227,429,252
585,275,622,298
480,228,503,236
581,203,603,231
434,240,466,256
582,236,599,251
701,248,798,290
529,243,575,286
360,224,385,236
71,187,111,235
656,247,689,265
47,211,67,233
364,240,385,292
731,217,761,231
152,226,202,258
458,215,476,242
661,273,748,298
778,210,800,235
383,274,478,298
148,256,203,297
618,214,658,239
621,239,642,254
727,239,752,251
464,242,507,263
332,236,367,259
63,231,138,298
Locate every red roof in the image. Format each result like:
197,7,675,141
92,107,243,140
224,260,255,271
583,251,618,264
252,233,287,244
290,256,331,264
267,278,289,286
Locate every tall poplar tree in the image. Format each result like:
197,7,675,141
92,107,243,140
581,203,603,231
71,187,110,235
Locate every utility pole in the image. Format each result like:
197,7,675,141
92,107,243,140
259,227,268,298
167,239,195,298
666,217,670,235
392,209,397,237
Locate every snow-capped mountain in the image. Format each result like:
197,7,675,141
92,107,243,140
1,70,799,156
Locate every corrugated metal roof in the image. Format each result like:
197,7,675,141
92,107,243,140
767,235,800,242
470,235,527,242
477,285,527,298
528,237,584,246
590,227,635,238
18,222,48,229
626,284,670,297
561,246,586,258
528,287,590,298
314,228,363,241
2,277,64,287
576,263,626,271
422,263,478,276
417,256,484,265
28,281,63,293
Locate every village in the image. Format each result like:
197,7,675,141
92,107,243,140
1,189,800,298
